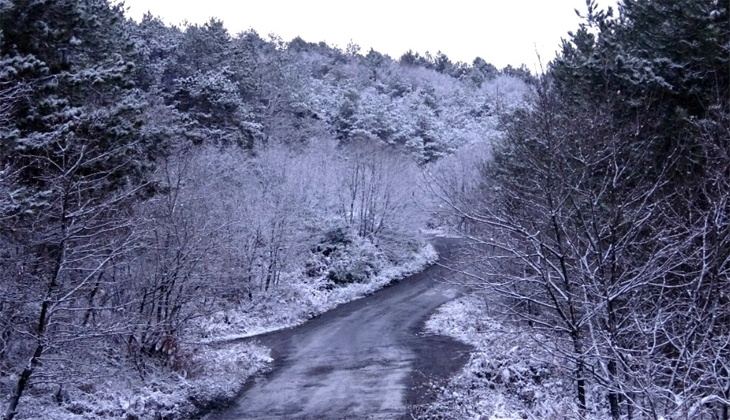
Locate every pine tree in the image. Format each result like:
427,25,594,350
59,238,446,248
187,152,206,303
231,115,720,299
483,0,730,417
0,1,160,418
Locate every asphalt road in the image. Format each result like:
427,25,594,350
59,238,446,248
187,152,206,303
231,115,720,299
206,238,471,420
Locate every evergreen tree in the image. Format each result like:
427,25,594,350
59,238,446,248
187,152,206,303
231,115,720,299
0,1,160,418
454,0,730,417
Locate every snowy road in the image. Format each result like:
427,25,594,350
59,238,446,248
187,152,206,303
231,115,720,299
205,238,471,420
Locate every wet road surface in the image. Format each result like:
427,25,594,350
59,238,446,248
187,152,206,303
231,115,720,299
206,238,472,420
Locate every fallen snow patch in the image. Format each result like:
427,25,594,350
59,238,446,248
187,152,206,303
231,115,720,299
6,244,437,420
418,295,609,420
198,243,438,343
11,342,271,420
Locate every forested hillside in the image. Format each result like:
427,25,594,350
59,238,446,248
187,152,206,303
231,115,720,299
0,1,528,418
427,0,730,419
3,0,727,419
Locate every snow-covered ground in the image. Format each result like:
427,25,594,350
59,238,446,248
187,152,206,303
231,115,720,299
197,243,438,343
10,244,437,420
13,342,271,420
418,295,609,420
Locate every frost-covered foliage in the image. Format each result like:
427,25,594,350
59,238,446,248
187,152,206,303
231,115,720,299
125,17,527,161
4,342,270,420
419,295,610,420
0,0,525,417
245,36,526,162
145,140,437,342
322,68,524,163
197,242,437,342
431,1,730,419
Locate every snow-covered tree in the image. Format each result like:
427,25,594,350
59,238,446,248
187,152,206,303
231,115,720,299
0,0,160,417
433,1,730,418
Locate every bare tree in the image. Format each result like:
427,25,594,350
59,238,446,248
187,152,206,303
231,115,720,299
1,136,145,420
426,77,729,419
337,143,421,248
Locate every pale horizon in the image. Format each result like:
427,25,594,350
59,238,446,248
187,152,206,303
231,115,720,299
121,0,617,71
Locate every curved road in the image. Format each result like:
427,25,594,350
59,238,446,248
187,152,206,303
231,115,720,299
206,238,471,420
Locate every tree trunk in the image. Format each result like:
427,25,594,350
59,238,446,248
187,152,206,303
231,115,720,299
5,230,66,419
572,331,587,415
82,272,104,326
3,344,43,420
627,391,634,420
3,289,54,420
607,359,620,419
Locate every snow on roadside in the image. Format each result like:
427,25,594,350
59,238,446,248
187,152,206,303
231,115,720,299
12,342,271,420
418,294,594,420
198,243,438,343
10,244,437,420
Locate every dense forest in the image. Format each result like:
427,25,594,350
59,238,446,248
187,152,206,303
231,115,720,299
0,0,728,419
0,0,527,418
428,1,730,419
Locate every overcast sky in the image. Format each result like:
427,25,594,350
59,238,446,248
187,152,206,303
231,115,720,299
122,0,614,70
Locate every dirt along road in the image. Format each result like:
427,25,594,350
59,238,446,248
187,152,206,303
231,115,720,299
205,237,472,420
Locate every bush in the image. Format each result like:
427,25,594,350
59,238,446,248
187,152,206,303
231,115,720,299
306,220,387,285
327,236,383,285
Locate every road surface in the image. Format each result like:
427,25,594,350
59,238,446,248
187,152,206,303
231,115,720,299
206,238,471,420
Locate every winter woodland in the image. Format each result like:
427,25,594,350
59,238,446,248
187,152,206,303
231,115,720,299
0,0,728,419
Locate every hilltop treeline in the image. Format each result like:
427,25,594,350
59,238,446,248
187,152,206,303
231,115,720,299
0,1,527,418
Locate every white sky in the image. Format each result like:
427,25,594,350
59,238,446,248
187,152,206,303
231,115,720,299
122,0,615,70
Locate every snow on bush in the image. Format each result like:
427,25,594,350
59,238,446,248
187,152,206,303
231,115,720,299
8,342,270,420
197,242,438,343
3,229,436,420
418,295,610,420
